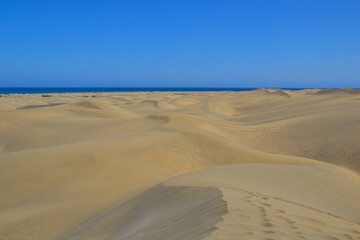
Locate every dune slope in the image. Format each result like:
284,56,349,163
61,185,227,240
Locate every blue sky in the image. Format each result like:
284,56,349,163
1,0,359,87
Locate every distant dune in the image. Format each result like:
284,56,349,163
0,89,360,240
315,87,360,95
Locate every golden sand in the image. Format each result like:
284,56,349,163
0,89,359,239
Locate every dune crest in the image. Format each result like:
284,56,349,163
166,164,360,240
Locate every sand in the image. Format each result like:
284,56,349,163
0,89,359,239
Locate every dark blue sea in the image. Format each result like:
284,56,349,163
0,87,305,94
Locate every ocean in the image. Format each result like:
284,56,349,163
0,87,304,94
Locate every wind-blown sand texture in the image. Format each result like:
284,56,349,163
0,89,360,240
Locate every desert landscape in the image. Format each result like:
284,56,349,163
0,88,360,240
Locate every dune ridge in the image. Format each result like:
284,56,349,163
0,89,360,240
167,163,360,240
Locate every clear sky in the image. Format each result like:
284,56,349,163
1,0,359,88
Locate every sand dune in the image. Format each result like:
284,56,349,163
167,164,360,240
316,87,360,95
60,163,360,240
0,89,360,240
60,184,227,240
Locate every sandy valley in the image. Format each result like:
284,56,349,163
0,89,360,240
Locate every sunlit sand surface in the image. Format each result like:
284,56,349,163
1,89,359,239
